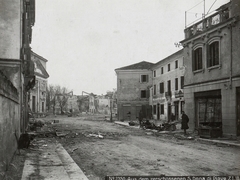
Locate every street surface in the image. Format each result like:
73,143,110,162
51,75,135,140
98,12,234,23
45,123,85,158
50,115,240,179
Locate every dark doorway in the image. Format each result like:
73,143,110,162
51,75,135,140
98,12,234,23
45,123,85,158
237,88,240,136
32,96,36,112
157,103,160,120
168,103,171,121
174,101,179,120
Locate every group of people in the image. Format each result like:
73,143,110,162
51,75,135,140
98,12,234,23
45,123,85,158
138,110,189,135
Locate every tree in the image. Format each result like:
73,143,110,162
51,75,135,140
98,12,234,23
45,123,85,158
46,84,69,114
55,86,69,114
46,84,56,112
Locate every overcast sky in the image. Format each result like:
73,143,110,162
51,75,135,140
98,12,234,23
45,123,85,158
31,0,229,95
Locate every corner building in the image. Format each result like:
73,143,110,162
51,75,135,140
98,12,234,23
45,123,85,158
180,0,240,137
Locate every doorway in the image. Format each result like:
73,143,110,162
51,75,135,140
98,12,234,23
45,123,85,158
157,103,160,120
32,96,36,112
174,101,179,120
168,103,171,121
237,88,240,136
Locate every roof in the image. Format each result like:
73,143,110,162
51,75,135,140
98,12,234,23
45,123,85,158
154,49,183,68
31,52,49,78
31,51,48,62
115,61,154,71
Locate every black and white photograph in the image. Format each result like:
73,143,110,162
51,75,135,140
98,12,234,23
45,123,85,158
0,0,240,179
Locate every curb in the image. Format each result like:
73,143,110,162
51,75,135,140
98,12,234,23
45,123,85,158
114,121,240,148
196,138,240,148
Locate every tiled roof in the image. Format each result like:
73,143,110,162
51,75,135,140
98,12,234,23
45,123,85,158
115,61,154,71
154,49,183,67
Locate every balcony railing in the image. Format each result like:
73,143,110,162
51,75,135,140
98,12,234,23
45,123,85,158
175,90,184,98
184,7,230,39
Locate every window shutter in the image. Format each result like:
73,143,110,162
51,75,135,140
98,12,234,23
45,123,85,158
192,49,195,71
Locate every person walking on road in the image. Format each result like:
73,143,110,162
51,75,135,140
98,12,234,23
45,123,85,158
139,110,143,128
181,111,189,135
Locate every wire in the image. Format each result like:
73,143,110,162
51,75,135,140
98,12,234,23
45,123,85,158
207,0,217,15
186,0,204,12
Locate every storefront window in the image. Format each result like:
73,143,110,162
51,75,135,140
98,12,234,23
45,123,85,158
198,98,221,123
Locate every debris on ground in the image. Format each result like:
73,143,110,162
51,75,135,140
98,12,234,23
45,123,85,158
128,121,135,126
56,132,68,137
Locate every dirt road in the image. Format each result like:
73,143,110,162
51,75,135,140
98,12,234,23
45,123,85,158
50,115,240,179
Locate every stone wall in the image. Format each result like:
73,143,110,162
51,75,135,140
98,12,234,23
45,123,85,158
0,71,20,175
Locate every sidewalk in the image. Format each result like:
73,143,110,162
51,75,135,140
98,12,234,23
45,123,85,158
21,138,89,180
114,120,240,148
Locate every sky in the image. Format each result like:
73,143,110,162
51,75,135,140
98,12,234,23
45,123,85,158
31,0,229,95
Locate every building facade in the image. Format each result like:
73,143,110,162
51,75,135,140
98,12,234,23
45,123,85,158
0,0,35,173
29,52,49,115
151,49,185,121
180,0,240,137
115,61,154,121
67,94,79,113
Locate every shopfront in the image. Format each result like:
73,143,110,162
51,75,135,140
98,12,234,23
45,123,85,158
195,90,222,138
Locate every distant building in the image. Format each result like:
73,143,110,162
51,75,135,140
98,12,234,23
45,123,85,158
98,95,111,114
115,61,154,121
77,95,89,113
67,94,79,113
89,93,98,113
151,49,185,121
180,0,240,137
29,52,49,115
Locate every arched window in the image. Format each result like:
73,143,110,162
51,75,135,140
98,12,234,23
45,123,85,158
192,47,203,71
207,41,219,67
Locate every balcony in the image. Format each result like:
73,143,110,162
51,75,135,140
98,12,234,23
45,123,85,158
184,5,230,39
175,90,184,98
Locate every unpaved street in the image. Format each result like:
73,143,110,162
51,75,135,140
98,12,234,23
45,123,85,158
50,115,240,179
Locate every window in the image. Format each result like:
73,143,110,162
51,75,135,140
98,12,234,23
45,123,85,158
161,67,164,74
175,78,178,90
153,84,156,95
160,82,164,94
208,41,219,67
141,75,148,83
181,76,184,89
175,60,178,69
153,70,156,77
141,90,147,98
193,47,203,71
153,105,157,114
167,80,171,92
160,104,164,114
168,64,170,72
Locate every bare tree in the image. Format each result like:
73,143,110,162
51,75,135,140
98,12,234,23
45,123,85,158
46,84,69,114
55,86,69,114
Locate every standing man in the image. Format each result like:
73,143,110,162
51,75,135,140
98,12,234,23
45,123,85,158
181,111,189,135
139,110,143,128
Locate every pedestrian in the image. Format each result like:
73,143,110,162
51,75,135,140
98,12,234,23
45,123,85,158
181,111,189,135
139,110,143,128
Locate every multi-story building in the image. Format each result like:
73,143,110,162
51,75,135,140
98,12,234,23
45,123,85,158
151,49,185,121
180,0,240,137
0,0,35,173
29,52,49,115
115,61,154,121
